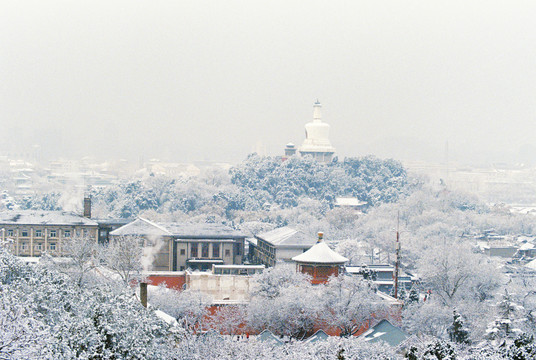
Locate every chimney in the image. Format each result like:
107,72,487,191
83,196,91,218
317,232,323,243
140,282,148,308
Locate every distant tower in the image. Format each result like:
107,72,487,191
298,101,336,163
284,143,297,158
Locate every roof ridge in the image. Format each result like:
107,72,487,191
137,217,173,235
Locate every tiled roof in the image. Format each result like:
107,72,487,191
110,217,245,238
256,226,316,248
0,210,98,226
360,319,408,346
109,218,171,237
292,241,348,264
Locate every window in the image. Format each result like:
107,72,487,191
225,249,231,257
179,266,185,271
35,230,42,237
35,243,42,251
49,230,57,238
234,243,241,256
7,230,13,236
64,230,71,238
201,243,209,258
212,243,220,258
190,244,198,258
20,243,27,250
21,230,29,237
180,249,185,256
83,229,88,236
50,243,56,251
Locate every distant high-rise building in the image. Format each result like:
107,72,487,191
297,101,336,163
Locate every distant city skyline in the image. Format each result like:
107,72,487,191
2,1,536,166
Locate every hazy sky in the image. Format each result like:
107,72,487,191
2,1,536,165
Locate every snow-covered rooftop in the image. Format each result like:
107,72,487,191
525,258,536,270
256,226,316,248
334,197,367,207
0,210,98,226
110,217,245,239
292,241,348,264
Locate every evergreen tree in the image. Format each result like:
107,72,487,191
508,333,536,360
405,346,418,360
360,266,376,281
407,286,419,304
487,289,525,342
422,340,456,360
447,310,470,344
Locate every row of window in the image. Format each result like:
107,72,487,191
257,240,275,254
183,243,230,258
256,247,275,261
254,250,275,267
18,243,57,251
5,229,90,238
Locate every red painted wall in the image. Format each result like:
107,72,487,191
145,274,186,290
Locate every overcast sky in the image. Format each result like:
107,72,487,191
2,1,536,165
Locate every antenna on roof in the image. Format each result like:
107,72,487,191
394,211,401,299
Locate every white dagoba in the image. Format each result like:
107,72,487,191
299,100,336,163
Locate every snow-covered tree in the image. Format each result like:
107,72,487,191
248,264,320,339
57,234,100,287
0,292,53,359
447,310,470,344
417,241,501,305
407,286,419,304
250,263,310,299
150,285,210,332
0,244,176,359
403,299,452,338
206,304,247,336
248,280,320,339
320,275,386,337
421,339,456,360
487,289,526,343
103,235,144,285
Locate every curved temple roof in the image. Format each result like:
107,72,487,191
292,241,348,264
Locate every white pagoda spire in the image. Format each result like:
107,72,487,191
298,100,336,163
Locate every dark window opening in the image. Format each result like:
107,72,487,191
212,243,220,258
191,244,198,258
234,243,241,256
202,243,209,258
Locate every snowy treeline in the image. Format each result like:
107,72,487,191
17,154,409,220
229,154,408,208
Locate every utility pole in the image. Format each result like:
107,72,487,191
394,211,401,299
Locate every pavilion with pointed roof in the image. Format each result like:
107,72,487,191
292,232,348,284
